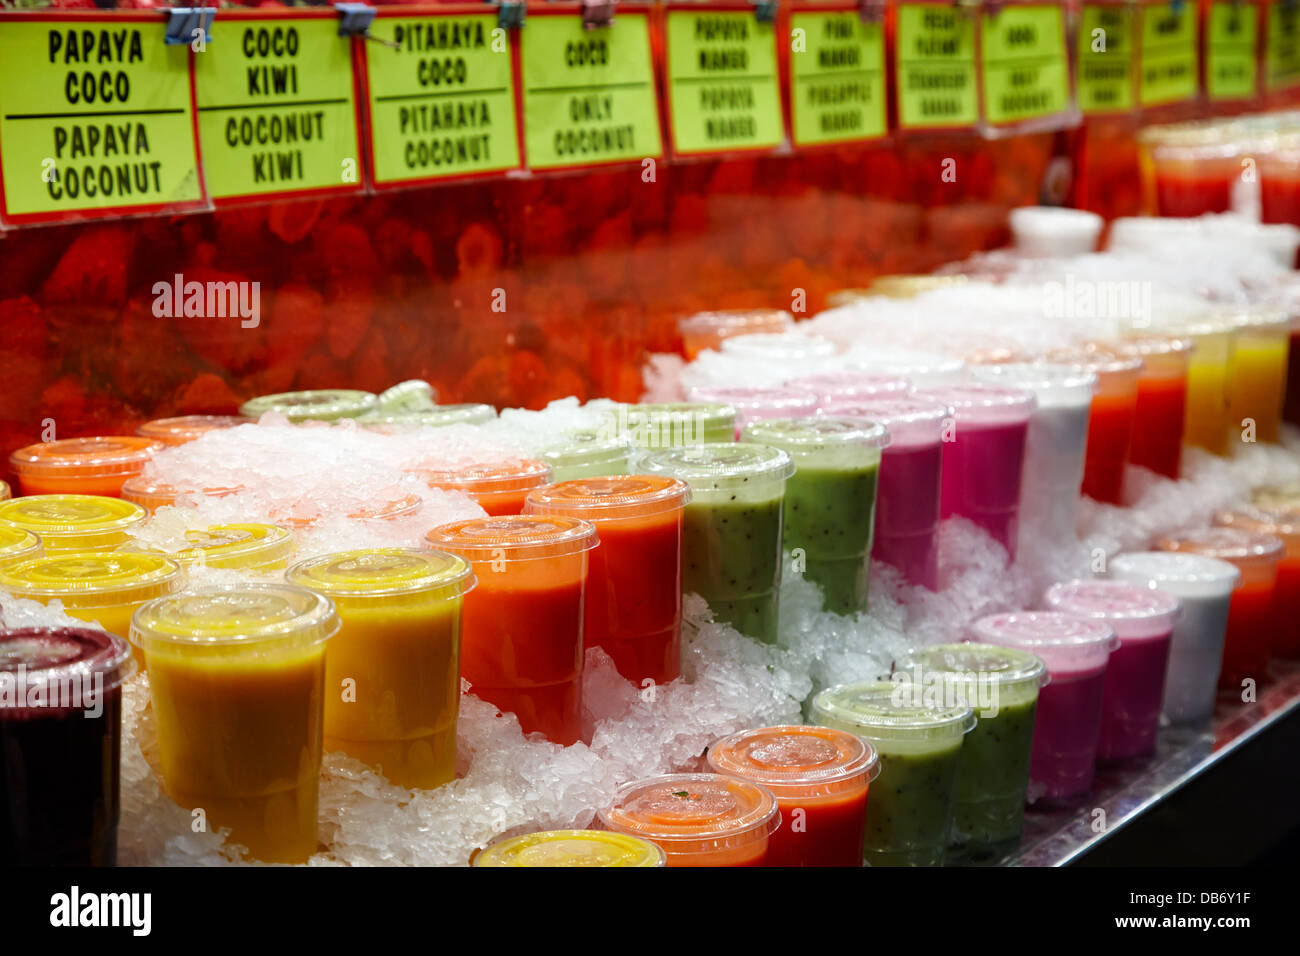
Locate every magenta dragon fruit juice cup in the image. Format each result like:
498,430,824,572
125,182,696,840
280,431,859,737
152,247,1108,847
972,611,1118,808
1044,580,1182,762
688,386,819,437
820,396,949,590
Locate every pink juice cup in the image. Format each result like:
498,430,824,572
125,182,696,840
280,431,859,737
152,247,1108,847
820,396,949,590
913,384,1036,560
688,386,818,437
786,371,911,410
1044,580,1182,762
972,611,1118,808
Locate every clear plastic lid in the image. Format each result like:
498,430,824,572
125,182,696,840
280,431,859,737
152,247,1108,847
0,495,146,549
1217,507,1300,551
905,642,1048,695
819,396,951,446
1157,527,1285,569
971,363,1098,409
1251,482,1300,512
842,348,967,383
540,432,634,473
171,523,295,569
0,552,181,604
637,443,795,492
741,417,891,460
425,515,599,563
359,403,497,429
913,384,1036,424
473,830,666,868
0,627,135,700
377,380,439,413
810,680,977,743
410,459,552,496
130,583,340,655
971,612,1118,674
1042,346,1144,381
0,526,43,566
1108,551,1242,599
785,370,911,404
598,773,780,850
719,332,838,362
1229,307,1290,334
120,476,245,512
9,436,159,479
706,725,880,799
612,402,739,445
287,548,474,603
678,308,793,339
525,476,690,522
240,389,379,423
136,415,251,446
870,274,969,298
1044,579,1182,640
1103,335,1194,360
687,385,819,419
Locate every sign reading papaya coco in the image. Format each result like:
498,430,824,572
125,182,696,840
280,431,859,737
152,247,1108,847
787,10,886,146
366,13,521,185
195,16,362,200
1076,3,1135,114
0,18,203,223
895,3,978,129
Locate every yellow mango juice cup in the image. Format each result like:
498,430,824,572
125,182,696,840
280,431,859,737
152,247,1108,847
0,495,146,554
287,548,474,790
1227,309,1290,445
130,585,339,863
121,523,296,572
473,830,666,867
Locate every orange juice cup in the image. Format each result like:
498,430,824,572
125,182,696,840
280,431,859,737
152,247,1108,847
286,548,475,790
129,584,339,863
1106,335,1192,479
706,725,878,867
598,773,780,866
1216,508,1300,659
0,552,181,665
425,515,598,745
9,437,160,497
412,460,552,516
120,476,245,513
525,476,690,685
472,829,666,867
1158,527,1284,689
0,495,146,554
122,523,295,572
136,415,251,446
0,526,42,569
678,309,793,360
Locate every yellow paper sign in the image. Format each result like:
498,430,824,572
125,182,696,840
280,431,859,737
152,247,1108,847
980,4,1071,124
1267,0,1300,92
895,3,979,129
788,12,887,146
0,19,202,220
1077,4,1135,114
1139,3,1198,107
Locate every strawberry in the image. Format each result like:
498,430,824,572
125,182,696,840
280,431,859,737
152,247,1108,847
262,282,324,368
268,199,324,245
41,225,134,308
324,275,374,360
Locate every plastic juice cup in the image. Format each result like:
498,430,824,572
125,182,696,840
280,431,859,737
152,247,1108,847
130,584,339,863
524,477,689,685
1216,508,1300,659
1105,336,1192,479
0,495,146,554
286,548,475,789
1043,349,1142,505
913,384,1036,559
0,526,42,569
1259,138,1300,227
820,397,949,590
706,725,879,867
0,480,8,501
161,523,296,571
359,403,497,429
810,680,975,866
9,437,160,497
842,348,967,386
0,627,133,865
610,402,738,449
0,552,181,661
1226,310,1290,444
1137,316,1237,455
637,444,794,644
425,515,598,745
136,415,251,446
678,308,792,359
718,332,838,363
1157,527,1284,689
687,386,819,436
972,364,1097,549
377,379,439,412
740,418,890,615
971,612,1118,807
1044,580,1182,762
1141,125,1241,217
540,433,635,481
240,388,379,423
411,459,551,516
870,274,969,298
1008,206,1104,256
1108,552,1241,723
473,829,666,867
902,644,1046,858
120,476,245,513
598,772,780,867
785,370,912,410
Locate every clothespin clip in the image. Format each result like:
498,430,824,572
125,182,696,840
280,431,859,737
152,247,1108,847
497,0,527,31
752,0,777,23
163,7,216,47
583,0,616,29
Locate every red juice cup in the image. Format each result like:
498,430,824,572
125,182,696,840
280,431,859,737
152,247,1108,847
0,495,146,555
426,515,598,745
785,370,912,410
678,309,793,360
1258,135,1300,228
9,437,160,498
0,526,43,569
1140,123,1241,217
913,383,1036,559
972,612,1118,808
1044,580,1182,762
1157,527,1284,690
687,385,818,436
821,396,949,590
598,772,780,867
411,459,552,516
0,626,133,865
136,415,251,446
706,725,878,867
1105,336,1191,479
1215,507,1300,659
1044,348,1142,505
525,476,690,685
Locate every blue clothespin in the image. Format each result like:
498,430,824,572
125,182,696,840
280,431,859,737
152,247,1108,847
498,0,526,31
163,7,216,47
336,3,377,39
752,0,777,23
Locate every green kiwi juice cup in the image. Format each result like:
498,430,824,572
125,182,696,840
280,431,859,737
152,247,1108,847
903,643,1047,860
639,443,794,643
740,417,889,614
811,680,975,866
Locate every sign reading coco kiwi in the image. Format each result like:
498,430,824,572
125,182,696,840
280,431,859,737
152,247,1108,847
1206,1,1258,101
979,4,1071,125
1266,0,1300,92
195,14,362,201
365,12,521,185
787,9,886,147
664,5,784,155
520,9,661,169
1076,3,1136,114
1138,1,1199,107
0,15,204,224
895,2,979,129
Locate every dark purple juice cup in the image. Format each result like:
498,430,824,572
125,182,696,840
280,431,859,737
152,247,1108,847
972,611,1118,809
1045,580,1182,763
0,626,133,865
